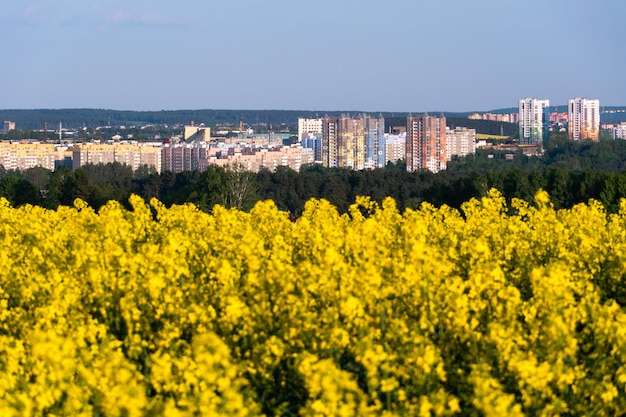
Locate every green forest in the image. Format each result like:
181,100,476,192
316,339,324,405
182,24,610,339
3,136,626,214
2,107,625,130
0,109,517,133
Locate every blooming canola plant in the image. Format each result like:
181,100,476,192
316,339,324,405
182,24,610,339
1,191,626,415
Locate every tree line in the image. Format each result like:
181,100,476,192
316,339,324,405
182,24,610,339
1,109,519,131
3,136,626,214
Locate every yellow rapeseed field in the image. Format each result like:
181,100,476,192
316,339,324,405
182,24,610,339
1,190,626,416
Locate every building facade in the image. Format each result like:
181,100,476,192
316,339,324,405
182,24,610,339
183,125,211,142
72,143,162,173
321,114,384,170
364,115,385,169
321,117,337,168
299,118,324,163
298,118,323,141
161,143,210,173
613,122,626,140
406,115,447,173
468,113,519,124
0,142,65,171
568,98,600,140
519,98,550,146
383,133,406,165
301,134,323,163
445,127,476,160
337,116,364,170
208,145,314,173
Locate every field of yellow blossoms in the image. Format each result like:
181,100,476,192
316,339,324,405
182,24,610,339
2,189,626,416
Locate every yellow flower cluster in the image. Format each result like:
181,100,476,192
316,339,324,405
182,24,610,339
1,190,626,416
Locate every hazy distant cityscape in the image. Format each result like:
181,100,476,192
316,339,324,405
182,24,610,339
2,98,626,175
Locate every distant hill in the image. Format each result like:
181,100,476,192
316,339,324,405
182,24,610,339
1,107,624,131
0,109,328,130
0,108,466,129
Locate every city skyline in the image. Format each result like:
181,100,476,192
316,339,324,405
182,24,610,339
1,1,625,113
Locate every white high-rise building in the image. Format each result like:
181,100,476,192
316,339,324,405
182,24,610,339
519,98,550,146
568,98,600,141
298,118,322,141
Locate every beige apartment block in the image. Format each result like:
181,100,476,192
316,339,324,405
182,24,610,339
384,133,406,165
183,125,211,142
298,118,323,141
71,143,162,173
0,142,65,171
208,146,314,173
446,127,476,160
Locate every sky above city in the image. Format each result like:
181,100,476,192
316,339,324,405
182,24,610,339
1,0,624,113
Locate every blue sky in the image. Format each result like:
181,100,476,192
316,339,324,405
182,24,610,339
1,0,624,112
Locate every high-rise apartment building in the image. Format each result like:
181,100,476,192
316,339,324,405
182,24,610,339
519,98,550,146
321,117,339,168
337,116,364,170
406,115,447,173
568,98,600,141
364,115,385,169
321,114,384,170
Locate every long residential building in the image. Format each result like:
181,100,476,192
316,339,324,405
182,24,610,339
1,138,315,174
71,143,162,173
406,114,447,173
208,145,314,173
0,142,68,171
568,98,600,140
468,113,519,123
519,98,550,147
